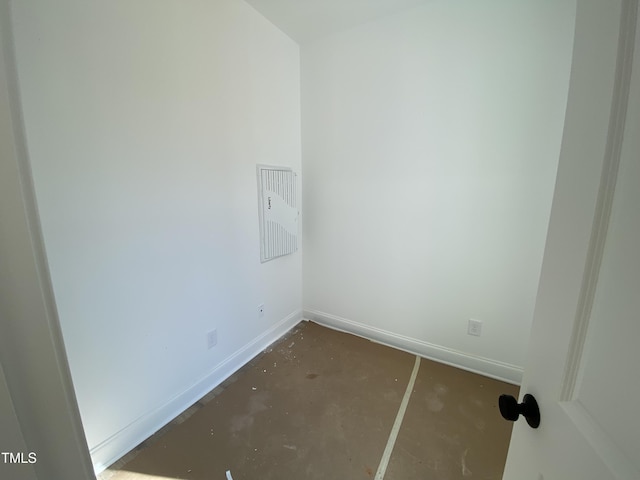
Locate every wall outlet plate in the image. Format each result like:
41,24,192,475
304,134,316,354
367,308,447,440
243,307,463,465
207,329,218,349
468,319,483,337
258,304,265,318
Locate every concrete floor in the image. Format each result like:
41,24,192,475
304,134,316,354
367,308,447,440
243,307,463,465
99,321,518,480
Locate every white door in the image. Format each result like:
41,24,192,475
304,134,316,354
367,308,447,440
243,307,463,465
502,0,640,479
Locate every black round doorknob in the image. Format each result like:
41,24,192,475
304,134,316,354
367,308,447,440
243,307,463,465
499,393,540,428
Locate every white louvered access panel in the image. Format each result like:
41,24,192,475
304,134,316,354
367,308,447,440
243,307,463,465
257,165,299,263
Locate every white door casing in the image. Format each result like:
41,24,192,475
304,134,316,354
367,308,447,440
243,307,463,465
502,0,640,479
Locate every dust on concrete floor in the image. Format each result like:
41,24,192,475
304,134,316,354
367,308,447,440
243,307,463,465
99,321,518,480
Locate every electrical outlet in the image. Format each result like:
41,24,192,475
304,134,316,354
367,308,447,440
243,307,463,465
258,304,265,318
468,319,483,337
207,329,217,349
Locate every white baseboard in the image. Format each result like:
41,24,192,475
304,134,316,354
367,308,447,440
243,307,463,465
303,309,522,386
91,309,303,474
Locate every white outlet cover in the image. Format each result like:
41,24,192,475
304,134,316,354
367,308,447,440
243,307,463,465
468,319,483,337
207,329,218,349
258,304,265,317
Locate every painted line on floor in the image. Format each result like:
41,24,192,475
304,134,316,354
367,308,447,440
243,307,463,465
374,355,421,480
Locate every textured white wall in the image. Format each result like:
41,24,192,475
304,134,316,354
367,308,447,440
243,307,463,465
301,0,576,379
12,0,301,471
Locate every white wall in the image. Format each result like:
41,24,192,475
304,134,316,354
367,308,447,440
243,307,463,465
301,0,576,382
11,0,301,472
1,1,94,476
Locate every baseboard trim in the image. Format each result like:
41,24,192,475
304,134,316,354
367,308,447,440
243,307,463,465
91,309,303,474
303,309,522,386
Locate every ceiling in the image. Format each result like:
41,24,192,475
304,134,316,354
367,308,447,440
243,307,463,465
244,0,431,44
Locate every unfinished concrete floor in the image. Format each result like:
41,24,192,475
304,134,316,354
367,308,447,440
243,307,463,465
99,321,518,480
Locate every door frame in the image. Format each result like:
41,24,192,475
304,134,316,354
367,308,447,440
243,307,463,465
0,1,95,478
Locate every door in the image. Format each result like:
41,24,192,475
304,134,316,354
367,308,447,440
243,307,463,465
502,1,640,479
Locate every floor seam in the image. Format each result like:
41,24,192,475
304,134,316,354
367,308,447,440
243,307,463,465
374,355,421,480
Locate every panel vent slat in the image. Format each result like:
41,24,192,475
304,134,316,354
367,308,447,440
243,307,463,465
257,165,298,263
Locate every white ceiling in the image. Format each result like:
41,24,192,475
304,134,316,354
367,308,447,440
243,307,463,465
244,0,431,44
